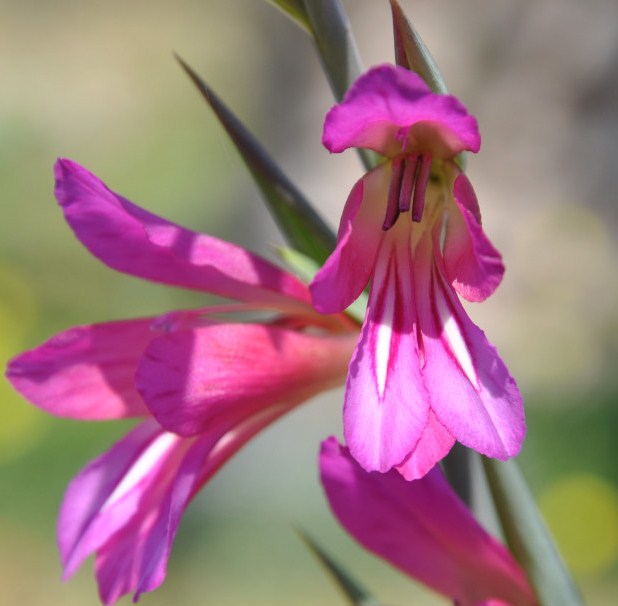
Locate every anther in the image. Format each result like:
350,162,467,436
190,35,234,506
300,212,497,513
411,154,432,222
383,159,404,230
398,155,419,213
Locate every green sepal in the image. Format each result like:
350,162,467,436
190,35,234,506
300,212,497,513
267,0,312,32
276,246,366,324
390,0,447,94
297,529,382,606
176,55,336,264
482,457,585,606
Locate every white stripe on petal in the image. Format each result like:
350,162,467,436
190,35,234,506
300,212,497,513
375,287,396,399
102,432,179,511
372,246,397,400
434,278,479,389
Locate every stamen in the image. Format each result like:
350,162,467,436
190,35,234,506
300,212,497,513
383,159,404,230
398,155,419,213
411,154,432,222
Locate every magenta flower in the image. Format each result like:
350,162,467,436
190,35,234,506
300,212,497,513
6,159,357,604
320,437,538,606
310,65,525,477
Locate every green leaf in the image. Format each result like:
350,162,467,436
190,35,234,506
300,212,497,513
266,0,378,170
389,0,447,94
300,0,362,103
297,529,382,606
482,457,585,606
302,0,378,170
276,247,367,324
176,55,336,264
267,0,311,32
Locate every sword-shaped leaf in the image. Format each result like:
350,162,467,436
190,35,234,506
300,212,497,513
483,457,585,606
267,0,378,170
268,0,311,31
297,530,382,606
177,55,336,264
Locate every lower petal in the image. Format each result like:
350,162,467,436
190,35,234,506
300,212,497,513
416,238,525,460
344,235,429,472
63,405,289,605
396,411,455,481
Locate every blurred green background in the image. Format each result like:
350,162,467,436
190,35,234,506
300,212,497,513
1,0,617,604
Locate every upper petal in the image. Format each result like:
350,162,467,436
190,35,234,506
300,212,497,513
137,322,356,436
323,64,480,158
310,165,387,314
320,438,537,606
54,159,311,309
6,318,153,419
442,170,504,301
343,233,429,473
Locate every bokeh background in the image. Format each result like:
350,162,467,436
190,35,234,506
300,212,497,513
2,0,618,604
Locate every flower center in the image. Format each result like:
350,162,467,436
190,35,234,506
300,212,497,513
382,153,433,231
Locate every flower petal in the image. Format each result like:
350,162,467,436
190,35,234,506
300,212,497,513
323,64,480,158
58,421,171,580
54,158,311,309
320,438,537,606
442,171,504,302
415,236,525,460
396,411,455,481
62,406,288,605
6,318,153,419
310,166,387,314
343,233,429,473
137,323,356,436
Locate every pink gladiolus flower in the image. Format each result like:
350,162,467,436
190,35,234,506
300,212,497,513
310,65,525,476
320,437,538,606
6,159,357,604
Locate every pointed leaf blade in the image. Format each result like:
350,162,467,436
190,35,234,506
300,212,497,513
297,529,381,606
482,457,585,606
267,0,311,32
176,55,336,263
302,0,379,170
